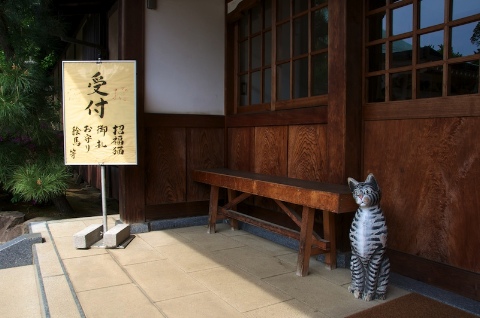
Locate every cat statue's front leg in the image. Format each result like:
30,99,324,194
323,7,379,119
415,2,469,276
362,251,384,301
374,256,390,300
348,254,364,299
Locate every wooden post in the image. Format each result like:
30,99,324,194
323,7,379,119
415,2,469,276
323,210,337,269
118,0,146,224
327,0,363,253
207,186,220,234
227,189,239,229
297,206,315,276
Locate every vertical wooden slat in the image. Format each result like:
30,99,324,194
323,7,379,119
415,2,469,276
288,124,328,181
226,12,236,114
228,127,255,171
443,0,450,96
145,128,186,205
254,126,288,175
253,125,288,209
187,128,225,201
411,0,418,99
271,0,277,110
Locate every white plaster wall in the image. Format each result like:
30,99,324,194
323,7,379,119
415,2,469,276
145,0,225,115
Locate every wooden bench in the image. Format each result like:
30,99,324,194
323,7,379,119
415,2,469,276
192,168,357,276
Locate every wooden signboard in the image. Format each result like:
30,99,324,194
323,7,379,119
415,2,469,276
62,61,137,165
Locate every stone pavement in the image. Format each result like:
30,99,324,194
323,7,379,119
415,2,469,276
0,214,426,317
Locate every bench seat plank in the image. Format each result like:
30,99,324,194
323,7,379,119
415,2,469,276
192,168,357,213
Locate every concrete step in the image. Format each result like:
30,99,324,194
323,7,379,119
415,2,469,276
30,221,85,318
0,265,43,318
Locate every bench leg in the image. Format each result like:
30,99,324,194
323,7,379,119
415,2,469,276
227,189,239,230
207,185,219,234
323,211,337,269
297,206,315,277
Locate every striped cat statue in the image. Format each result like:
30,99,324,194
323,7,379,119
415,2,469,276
347,174,390,301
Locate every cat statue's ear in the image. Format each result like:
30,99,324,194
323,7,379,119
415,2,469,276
365,173,380,192
347,177,358,192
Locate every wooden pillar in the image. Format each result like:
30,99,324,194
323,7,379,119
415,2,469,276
118,0,146,223
327,0,363,251
327,0,363,183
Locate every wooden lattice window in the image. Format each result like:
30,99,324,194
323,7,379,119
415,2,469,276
235,0,328,113
366,0,480,103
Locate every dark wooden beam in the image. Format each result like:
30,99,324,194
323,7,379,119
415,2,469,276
145,114,224,128
226,106,328,127
118,0,146,224
364,95,480,120
327,0,363,184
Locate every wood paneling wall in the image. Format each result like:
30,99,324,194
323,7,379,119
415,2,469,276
226,107,350,246
145,128,187,205
254,126,288,175
144,114,224,220
363,117,480,274
229,124,329,181
227,108,329,181
187,128,225,201
288,125,328,181
144,126,225,205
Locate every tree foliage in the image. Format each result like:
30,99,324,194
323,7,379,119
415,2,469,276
471,21,480,54
0,0,71,207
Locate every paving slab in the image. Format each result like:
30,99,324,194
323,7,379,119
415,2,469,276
156,291,244,318
124,259,208,302
155,241,227,273
0,265,42,318
42,275,82,317
77,284,165,318
108,234,166,266
63,253,131,292
190,266,292,313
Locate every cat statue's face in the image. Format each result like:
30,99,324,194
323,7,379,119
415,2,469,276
347,174,381,208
